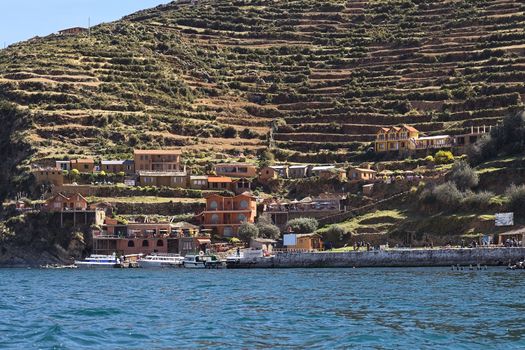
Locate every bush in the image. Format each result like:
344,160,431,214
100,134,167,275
257,223,281,240
450,161,479,190
469,111,525,164
434,150,454,164
238,222,259,243
433,182,464,209
424,155,434,163
324,225,345,243
223,126,238,138
505,184,525,214
461,191,494,210
286,217,319,234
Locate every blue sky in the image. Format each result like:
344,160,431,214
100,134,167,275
0,0,172,47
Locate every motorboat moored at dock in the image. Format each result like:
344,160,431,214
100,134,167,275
183,253,224,269
74,254,121,269
138,254,184,268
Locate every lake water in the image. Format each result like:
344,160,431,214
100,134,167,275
0,268,524,349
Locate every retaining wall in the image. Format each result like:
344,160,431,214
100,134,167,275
236,248,525,268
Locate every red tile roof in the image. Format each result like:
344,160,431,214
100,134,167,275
207,176,232,183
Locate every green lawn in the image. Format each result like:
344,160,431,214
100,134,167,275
318,209,407,234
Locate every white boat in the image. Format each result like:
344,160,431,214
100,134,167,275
183,254,206,269
183,254,223,269
74,254,120,269
138,254,184,268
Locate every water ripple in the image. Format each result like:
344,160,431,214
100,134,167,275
1,268,525,349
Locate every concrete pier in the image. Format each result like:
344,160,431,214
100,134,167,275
230,248,525,268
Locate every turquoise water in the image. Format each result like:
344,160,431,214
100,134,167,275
0,268,524,349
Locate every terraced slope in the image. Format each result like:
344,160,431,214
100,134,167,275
0,0,524,164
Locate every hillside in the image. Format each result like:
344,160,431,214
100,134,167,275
0,0,524,167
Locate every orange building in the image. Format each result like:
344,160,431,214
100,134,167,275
207,176,233,190
43,192,88,212
70,158,95,173
134,149,182,172
200,193,257,237
286,233,323,251
348,166,377,183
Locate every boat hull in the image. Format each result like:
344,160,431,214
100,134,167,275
75,262,119,269
138,261,182,269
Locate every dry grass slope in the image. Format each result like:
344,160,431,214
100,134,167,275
0,0,524,163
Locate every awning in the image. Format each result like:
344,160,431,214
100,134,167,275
197,238,211,245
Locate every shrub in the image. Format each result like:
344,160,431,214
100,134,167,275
461,191,494,210
433,182,464,209
286,217,319,234
238,222,259,243
223,126,238,138
505,184,525,214
450,161,479,190
324,225,346,243
434,150,454,164
469,111,525,164
424,155,434,163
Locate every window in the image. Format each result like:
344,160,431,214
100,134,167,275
238,214,246,223
142,240,149,247
211,214,219,224
210,201,218,210
84,164,89,170
157,240,164,247
128,240,135,247
224,227,233,237
239,200,249,209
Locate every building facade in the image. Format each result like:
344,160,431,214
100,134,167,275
375,125,420,153
134,149,182,172
213,163,257,178
348,166,377,183
33,169,65,187
101,160,135,175
70,158,95,173
199,193,257,237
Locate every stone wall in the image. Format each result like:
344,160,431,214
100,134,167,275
237,248,525,268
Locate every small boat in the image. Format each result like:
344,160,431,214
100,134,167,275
138,254,184,268
74,254,121,269
183,253,224,269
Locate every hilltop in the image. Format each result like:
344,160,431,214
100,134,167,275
0,0,524,192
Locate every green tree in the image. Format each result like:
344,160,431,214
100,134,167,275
286,217,319,234
257,221,281,240
238,222,259,243
324,225,346,244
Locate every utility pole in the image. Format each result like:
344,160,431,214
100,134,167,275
88,17,91,37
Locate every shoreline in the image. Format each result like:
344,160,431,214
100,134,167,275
228,247,525,268
1,247,524,269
